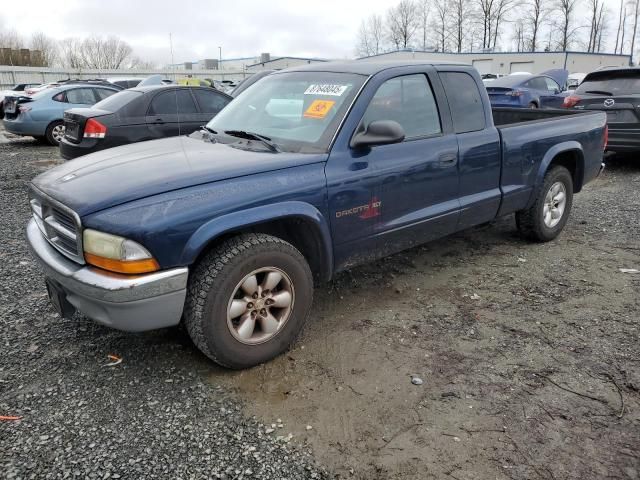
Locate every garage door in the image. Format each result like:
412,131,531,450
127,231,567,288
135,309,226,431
472,59,493,75
510,61,534,74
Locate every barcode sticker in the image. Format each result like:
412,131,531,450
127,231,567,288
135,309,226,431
304,84,349,96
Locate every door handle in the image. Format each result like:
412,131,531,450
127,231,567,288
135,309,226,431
439,153,458,166
152,118,165,124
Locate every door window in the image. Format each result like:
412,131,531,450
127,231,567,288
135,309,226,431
66,88,97,105
149,89,198,115
361,74,441,139
543,77,560,92
193,89,231,114
524,77,547,91
439,72,486,133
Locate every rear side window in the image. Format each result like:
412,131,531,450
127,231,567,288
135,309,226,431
93,90,143,112
440,72,485,133
576,71,640,95
361,74,441,139
149,90,198,115
94,88,116,101
193,89,230,114
524,77,547,91
66,88,97,105
543,77,560,92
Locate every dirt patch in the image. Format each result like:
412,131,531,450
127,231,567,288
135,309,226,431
213,159,640,480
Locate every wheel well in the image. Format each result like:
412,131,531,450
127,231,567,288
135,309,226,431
194,217,330,284
549,150,583,192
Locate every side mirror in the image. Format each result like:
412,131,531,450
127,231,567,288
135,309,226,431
350,120,405,149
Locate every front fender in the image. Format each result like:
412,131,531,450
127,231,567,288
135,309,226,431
180,201,334,279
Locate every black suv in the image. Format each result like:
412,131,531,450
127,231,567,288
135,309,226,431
563,67,640,153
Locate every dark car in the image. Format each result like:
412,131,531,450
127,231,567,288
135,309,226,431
230,70,274,97
563,67,640,153
60,85,232,159
485,69,569,109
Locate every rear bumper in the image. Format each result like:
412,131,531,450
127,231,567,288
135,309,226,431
59,137,104,160
3,116,47,136
606,127,640,153
26,218,188,332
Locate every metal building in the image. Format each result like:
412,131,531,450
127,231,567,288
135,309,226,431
356,50,631,75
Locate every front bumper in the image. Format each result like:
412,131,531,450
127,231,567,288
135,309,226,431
26,218,188,332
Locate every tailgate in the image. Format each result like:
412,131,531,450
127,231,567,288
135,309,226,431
2,95,31,119
580,96,640,124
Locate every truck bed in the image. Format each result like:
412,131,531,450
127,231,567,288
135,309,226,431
491,107,602,127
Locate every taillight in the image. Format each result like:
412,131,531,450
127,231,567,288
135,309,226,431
603,124,608,150
507,90,523,97
84,118,107,139
563,95,581,108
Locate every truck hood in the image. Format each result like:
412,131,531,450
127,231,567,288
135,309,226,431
32,135,327,216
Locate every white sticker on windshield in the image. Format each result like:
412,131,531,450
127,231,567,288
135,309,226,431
304,84,349,96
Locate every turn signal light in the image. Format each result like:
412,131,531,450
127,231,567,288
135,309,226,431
85,253,160,274
563,95,581,108
84,118,107,139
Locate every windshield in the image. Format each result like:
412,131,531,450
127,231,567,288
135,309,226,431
206,71,366,153
576,71,640,96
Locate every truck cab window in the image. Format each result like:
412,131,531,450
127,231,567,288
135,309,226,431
439,72,486,133
361,74,441,138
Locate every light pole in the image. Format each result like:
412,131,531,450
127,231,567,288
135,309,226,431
218,46,222,70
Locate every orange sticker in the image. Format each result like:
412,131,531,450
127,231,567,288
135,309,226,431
304,99,335,119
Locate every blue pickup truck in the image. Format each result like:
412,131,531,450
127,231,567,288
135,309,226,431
26,61,607,368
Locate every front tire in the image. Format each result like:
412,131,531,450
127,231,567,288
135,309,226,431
516,165,573,242
184,233,313,369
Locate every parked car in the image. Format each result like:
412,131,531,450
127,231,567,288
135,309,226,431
486,69,569,108
481,73,505,82
3,83,119,145
0,83,41,119
230,70,274,97
563,67,640,153
102,77,144,89
60,85,232,159
566,72,587,91
26,61,606,368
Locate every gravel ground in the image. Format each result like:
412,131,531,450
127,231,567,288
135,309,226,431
0,131,330,479
1,126,639,480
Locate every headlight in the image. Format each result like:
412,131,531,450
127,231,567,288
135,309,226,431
83,229,159,274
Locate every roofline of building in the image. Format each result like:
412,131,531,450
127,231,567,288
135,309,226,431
356,49,632,60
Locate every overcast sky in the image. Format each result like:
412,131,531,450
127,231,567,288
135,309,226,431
0,0,630,64
0,0,394,64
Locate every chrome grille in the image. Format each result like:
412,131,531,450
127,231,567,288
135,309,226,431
29,189,84,264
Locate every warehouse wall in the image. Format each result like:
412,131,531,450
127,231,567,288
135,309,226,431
0,66,250,89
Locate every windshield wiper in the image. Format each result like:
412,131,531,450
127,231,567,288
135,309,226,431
200,125,217,134
224,130,280,152
584,90,613,96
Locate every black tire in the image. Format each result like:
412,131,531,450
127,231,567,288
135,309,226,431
528,102,538,109
516,165,573,242
45,120,65,146
184,233,313,369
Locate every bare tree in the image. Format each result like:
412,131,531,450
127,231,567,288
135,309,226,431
525,0,547,51
432,0,450,51
59,38,84,69
79,36,133,69
513,19,526,51
355,14,385,57
491,0,516,49
128,57,157,69
418,0,431,49
0,29,24,50
614,0,624,53
386,0,420,49
450,0,475,52
30,32,58,67
631,0,640,64
478,0,496,50
587,0,606,52
554,0,580,51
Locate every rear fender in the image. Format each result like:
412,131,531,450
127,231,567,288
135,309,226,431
180,201,333,280
528,141,584,207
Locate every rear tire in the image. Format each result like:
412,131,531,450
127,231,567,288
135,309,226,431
528,102,538,109
516,165,573,242
184,233,313,369
45,120,65,146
